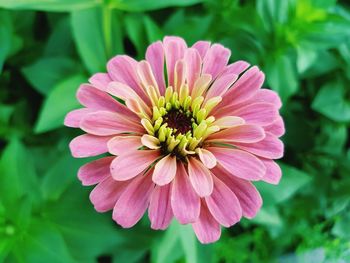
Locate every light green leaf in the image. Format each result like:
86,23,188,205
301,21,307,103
152,221,184,263
256,163,311,205
109,0,203,12
35,74,86,133
0,0,100,12
179,224,198,263
312,80,350,122
22,57,79,95
265,53,298,102
71,6,123,74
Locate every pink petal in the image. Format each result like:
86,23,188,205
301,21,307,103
90,176,129,212
107,136,142,156
192,201,221,244
146,41,166,95
197,148,217,169
264,116,285,137
77,84,127,113
69,134,112,158
80,111,143,136
107,55,149,103
233,132,284,159
219,66,264,108
137,60,160,96
202,44,231,80
78,156,114,186
254,89,282,109
187,157,214,197
89,73,112,91
174,59,186,93
163,36,187,87
192,40,211,60
152,154,177,186
213,165,262,218
205,176,242,227
148,184,173,230
64,108,94,128
184,48,201,91
212,116,245,128
113,173,154,228
209,147,266,181
171,162,200,224
207,124,265,143
231,102,279,126
260,159,282,184
110,150,160,181
221,60,250,76
205,73,238,100
107,81,152,116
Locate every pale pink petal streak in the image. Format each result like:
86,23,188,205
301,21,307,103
64,108,94,128
113,173,154,228
192,40,211,60
184,48,201,91
69,134,113,158
107,136,142,156
78,156,114,186
187,157,214,197
202,44,231,80
89,73,112,91
152,154,177,186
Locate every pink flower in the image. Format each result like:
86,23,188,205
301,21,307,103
65,36,284,244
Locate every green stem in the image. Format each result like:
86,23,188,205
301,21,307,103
102,5,112,58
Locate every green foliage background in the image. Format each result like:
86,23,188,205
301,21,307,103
1,0,350,262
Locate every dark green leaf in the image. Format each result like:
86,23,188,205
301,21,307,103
35,74,85,133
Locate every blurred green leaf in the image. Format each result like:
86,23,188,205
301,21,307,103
265,53,298,102
71,6,123,74
312,80,350,122
22,57,79,95
21,220,75,263
332,214,350,239
0,10,15,73
179,224,198,263
0,0,100,12
109,0,203,12
256,163,311,205
35,74,85,133
0,139,39,206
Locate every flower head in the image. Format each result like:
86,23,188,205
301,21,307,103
65,36,284,244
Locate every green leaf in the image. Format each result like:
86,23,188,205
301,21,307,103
0,0,100,12
265,53,298,102
35,74,85,133
0,10,13,73
22,57,79,95
179,224,198,263
0,139,39,206
255,163,311,205
71,6,123,74
151,221,184,263
45,181,123,261
108,0,203,12
332,214,350,239
20,220,75,263
312,80,350,122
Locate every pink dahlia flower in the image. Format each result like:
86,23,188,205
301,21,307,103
65,36,284,244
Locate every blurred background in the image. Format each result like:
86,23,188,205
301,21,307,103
0,0,350,262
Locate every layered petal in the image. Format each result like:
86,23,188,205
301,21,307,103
202,44,231,79
205,176,242,227
69,134,112,158
163,36,187,87
233,132,284,159
205,73,238,100
213,165,262,218
78,156,114,186
110,150,160,181
264,116,285,137
80,111,144,136
197,148,217,169
152,154,177,186
209,147,266,181
107,136,142,156
148,184,173,230
89,73,112,91
146,41,166,94
260,159,282,184
184,48,201,91
188,157,214,197
64,108,94,128
90,176,129,212
207,124,265,143
192,40,210,59
171,162,200,224
192,201,221,244
113,173,154,228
